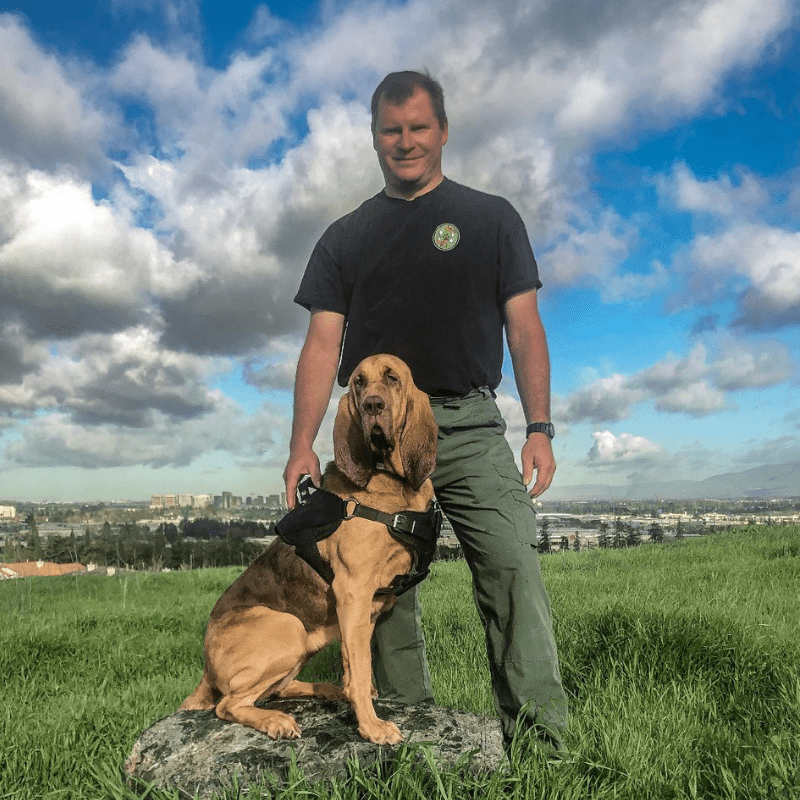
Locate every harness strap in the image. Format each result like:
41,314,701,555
275,476,442,596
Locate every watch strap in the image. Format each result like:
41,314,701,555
526,422,555,439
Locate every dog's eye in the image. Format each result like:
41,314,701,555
353,375,366,388
386,372,399,384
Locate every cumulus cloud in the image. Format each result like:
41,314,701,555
555,374,646,424
0,327,224,424
0,15,110,172
556,340,795,424
587,430,664,466
4,397,292,470
661,164,800,331
0,160,198,342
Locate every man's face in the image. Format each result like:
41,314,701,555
373,87,448,200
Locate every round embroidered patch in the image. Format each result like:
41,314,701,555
432,223,460,251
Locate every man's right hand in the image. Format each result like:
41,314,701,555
283,446,322,510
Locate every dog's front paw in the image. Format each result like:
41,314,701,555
263,711,302,740
315,682,346,702
359,719,403,745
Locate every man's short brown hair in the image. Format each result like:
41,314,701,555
371,71,447,134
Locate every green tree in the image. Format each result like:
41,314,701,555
648,522,664,544
26,514,43,560
538,517,551,554
598,520,609,549
626,526,641,547
612,517,625,548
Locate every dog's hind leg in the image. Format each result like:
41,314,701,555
208,607,315,739
179,675,220,710
276,679,345,702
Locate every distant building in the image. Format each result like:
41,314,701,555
193,494,212,508
0,505,16,520
150,495,164,509
178,493,193,507
1,561,87,579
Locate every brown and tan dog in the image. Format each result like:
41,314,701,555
179,354,438,745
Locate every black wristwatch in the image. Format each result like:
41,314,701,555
526,422,555,439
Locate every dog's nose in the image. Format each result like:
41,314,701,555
362,395,385,416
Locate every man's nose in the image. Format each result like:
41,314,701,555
398,128,413,150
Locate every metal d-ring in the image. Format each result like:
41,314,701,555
343,498,361,520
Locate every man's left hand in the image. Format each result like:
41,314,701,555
521,434,556,498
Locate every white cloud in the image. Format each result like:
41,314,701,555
555,374,647,424
661,164,800,330
0,15,110,171
558,338,793,424
712,338,796,390
587,430,664,465
667,162,770,218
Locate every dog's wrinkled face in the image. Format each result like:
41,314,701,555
333,354,437,489
349,354,411,456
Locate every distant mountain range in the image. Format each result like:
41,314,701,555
546,462,800,501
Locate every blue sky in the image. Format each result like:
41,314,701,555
0,0,798,502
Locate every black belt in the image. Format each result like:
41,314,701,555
428,386,495,405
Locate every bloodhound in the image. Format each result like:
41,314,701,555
179,354,438,745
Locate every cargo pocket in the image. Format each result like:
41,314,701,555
469,459,538,547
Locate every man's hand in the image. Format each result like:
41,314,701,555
283,446,322,510
521,434,556,499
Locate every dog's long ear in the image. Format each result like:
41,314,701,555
399,386,438,490
333,391,373,488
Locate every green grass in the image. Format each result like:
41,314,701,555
1,527,799,799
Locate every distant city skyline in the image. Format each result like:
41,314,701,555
1,1,798,502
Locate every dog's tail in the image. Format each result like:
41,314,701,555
179,675,220,710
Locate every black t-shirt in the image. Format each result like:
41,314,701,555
294,178,541,395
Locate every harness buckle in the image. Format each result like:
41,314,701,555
343,498,361,520
391,513,416,535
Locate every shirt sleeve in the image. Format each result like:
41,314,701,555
496,199,542,302
294,224,348,314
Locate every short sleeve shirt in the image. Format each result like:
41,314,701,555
294,178,541,395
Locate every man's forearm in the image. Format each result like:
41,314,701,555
505,290,555,497
289,311,344,452
505,292,551,424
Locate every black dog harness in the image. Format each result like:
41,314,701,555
275,476,442,596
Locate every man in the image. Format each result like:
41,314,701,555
283,71,567,752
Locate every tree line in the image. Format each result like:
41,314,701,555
2,516,271,571
537,516,671,553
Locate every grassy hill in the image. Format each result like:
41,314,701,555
1,527,798,799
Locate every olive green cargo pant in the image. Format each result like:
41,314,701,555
371,389,568,749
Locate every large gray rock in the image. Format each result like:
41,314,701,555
126,699,505,798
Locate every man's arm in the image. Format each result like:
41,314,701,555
505,289,556,498
283,310,345,508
